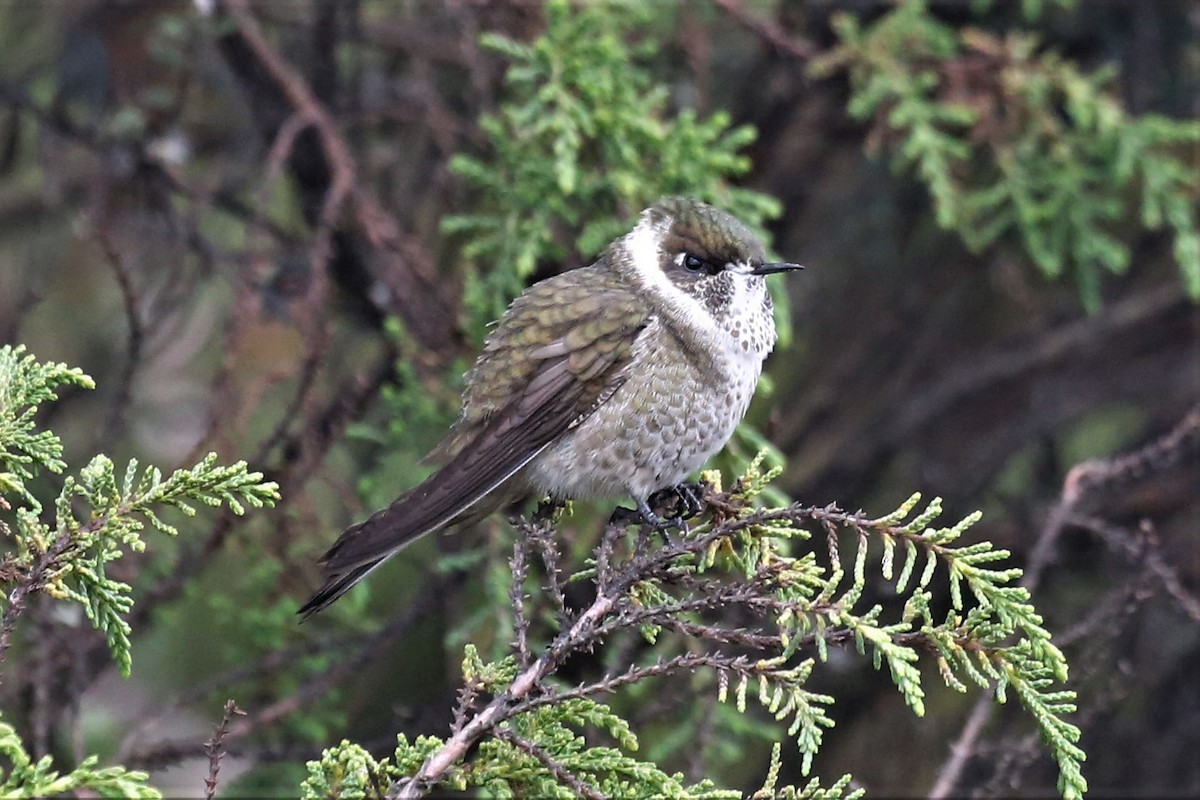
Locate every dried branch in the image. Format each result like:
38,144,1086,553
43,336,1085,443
513,652,781,715
929,698,994,800
519,515,572,630
203,700,245,800
0,528,80,680
509,533,532,667
1068,515,1200,625
1063,403,1200,506
710,0,818,60
93,223,144,442
930,402,1200,798
125,574,451,770
117,613,390,762
220,0,457,361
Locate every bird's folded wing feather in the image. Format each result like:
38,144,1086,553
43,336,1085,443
305,268,649,604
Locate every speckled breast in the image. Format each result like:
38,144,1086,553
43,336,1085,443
527,320,762,501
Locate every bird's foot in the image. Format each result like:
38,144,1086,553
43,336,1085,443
609,483,711,548
659,481,706,519
533,496,566,523
636,496,682,546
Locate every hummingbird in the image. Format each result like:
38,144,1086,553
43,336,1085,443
299,197,801,618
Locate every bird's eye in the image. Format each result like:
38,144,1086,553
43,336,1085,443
683,253,720,275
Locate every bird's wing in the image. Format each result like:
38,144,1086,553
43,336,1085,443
299,267,649,618
444,265,648,440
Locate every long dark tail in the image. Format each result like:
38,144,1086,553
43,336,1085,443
298,428,547,619
297,476,508,620
297,559,385,620
298,346,616,619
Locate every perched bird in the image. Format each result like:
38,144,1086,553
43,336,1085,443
299,197,801,618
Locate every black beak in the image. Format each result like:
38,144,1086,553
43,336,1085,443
751,262,804,276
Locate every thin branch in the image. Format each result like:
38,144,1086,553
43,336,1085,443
233,584,436,737
893,285,1188,459
510,534,532,667
118,620,377,761
930,402,1200,797
221,0,457,362
513,652,768,716
928,698,994,800
1068,514,1200,625
493,727,607,800
203,700,245,800
710,0,818,60
1061,402,1200,506
125,574,451,770
527,519,570,627
0,527,79,681
93,223,144,442
386,574,627,799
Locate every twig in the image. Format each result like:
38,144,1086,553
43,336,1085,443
514,652,763,715
928,698,994,799
0,528,77,681
524,517,570,627
222,0,456,361
203,700,245,800
386,575,627,798
494,727,607,800
595,521,623,594
1061,402,1200,506
118,622,368,761
1068,515,1200,625
126,574,450,770
509,534,532,667
1139,524,1200,624
710,0,818,60
890,285,1187,457
224,579,436,740
929,402,1200,797
93,223,144,442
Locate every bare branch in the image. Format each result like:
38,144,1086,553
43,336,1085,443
125,575,450,770
93,223,145,442
526,518,571,627
710,0,818,60
203,700,245,800
493,727,607,800
510,533,532,667
930,402,1200,797
383,495,970,797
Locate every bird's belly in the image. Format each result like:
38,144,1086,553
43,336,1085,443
528,350,760,501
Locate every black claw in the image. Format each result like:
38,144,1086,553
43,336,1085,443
635,496,671,530
674,482,706,517
634,497,676,546
610,486,705,548
643,482,707,522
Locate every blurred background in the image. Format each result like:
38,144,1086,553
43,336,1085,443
0,0,1198,796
